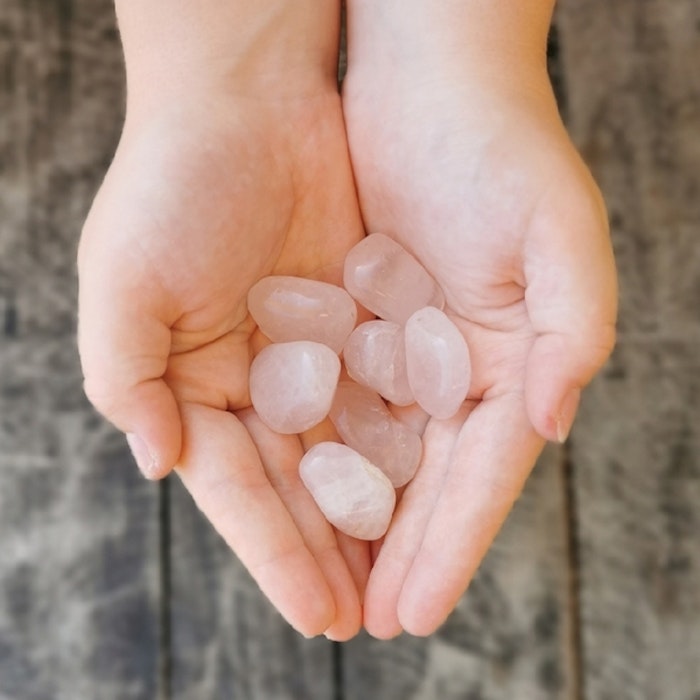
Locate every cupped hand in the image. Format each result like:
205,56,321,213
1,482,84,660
78,89,369,639
342,46,617,637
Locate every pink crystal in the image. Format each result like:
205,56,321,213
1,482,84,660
329,382,422,487
343,320,414,406
249,341,340,434
299,442,396,540
343,233,445,324
248,276,357,353
404,307,471,420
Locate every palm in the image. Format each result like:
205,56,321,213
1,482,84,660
79,91,368,639
343,71,616,636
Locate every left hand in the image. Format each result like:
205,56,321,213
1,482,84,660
342,12,617,637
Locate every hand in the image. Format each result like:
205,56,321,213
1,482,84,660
342,5,617,637
78,51,369,638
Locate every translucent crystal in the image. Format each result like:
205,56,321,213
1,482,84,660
299,442,396,540
329,382,422,487
343,233,445,324
343,320,414,406
248,276,357,353
249,341,340,434
404,307,471,420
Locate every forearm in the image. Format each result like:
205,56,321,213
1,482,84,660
116,0,342,105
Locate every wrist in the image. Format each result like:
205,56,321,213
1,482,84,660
116,0,341,108
346,0,555,79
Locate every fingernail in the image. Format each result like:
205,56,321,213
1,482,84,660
126,433,158,479
555,388,581,443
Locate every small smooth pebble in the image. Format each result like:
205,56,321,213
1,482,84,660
249,341,340,434
343,233,445,324
329,382,422,487
299,442,396,540
404,307,471,420
343,320,414,406
248,276,357,353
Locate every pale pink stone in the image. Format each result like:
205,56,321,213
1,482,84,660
343,233,445,324
299,442,396,540
329,382,422,487
248,276,357,353
343,320,414,406
249,341,340,434
404,307,471,420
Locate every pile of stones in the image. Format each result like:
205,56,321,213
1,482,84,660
247,234,471,540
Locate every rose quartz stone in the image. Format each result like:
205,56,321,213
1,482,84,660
248,276,357,353
343,320,414,406
299,442,396,540
249,341,340,434
404,307,471,420
343,233,445,324
329,382,422,487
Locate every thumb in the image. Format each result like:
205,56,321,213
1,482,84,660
524,171,617,443
77,224,182,479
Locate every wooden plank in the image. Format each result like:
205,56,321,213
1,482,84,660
168,477,336,699
557,0,700,697
0,2,162,698
342,445,576,700
572,345,700,700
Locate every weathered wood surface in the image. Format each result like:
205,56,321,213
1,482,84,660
0,2,162,699
558,0,700,698
1,0,699,699
168,477,336,699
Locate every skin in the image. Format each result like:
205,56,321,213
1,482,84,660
342,0,617,636
78,0,617,640
78,0,369,640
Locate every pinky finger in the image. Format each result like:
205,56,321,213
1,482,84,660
175,403,336,638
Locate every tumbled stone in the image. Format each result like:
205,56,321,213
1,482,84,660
404,307,471,420
343,233,445,324
329,382,422,487
249,341,340,434
343,320,414,406
299,442,396,540
248,276,357,353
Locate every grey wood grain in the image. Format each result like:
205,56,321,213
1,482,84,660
4,0,699,698
558,0,700,698
342,445,576,700
168,477,336,699
0,2,162,698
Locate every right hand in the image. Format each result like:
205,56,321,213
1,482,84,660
78,67,369,639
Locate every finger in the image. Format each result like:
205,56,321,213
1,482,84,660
394,394,544,636
175,403,336,638
388,402,431,435
239,409,363,641
335,531,371,606
78,235,181,479
524,171,617,442
363,403,476,639
299,418,373,604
